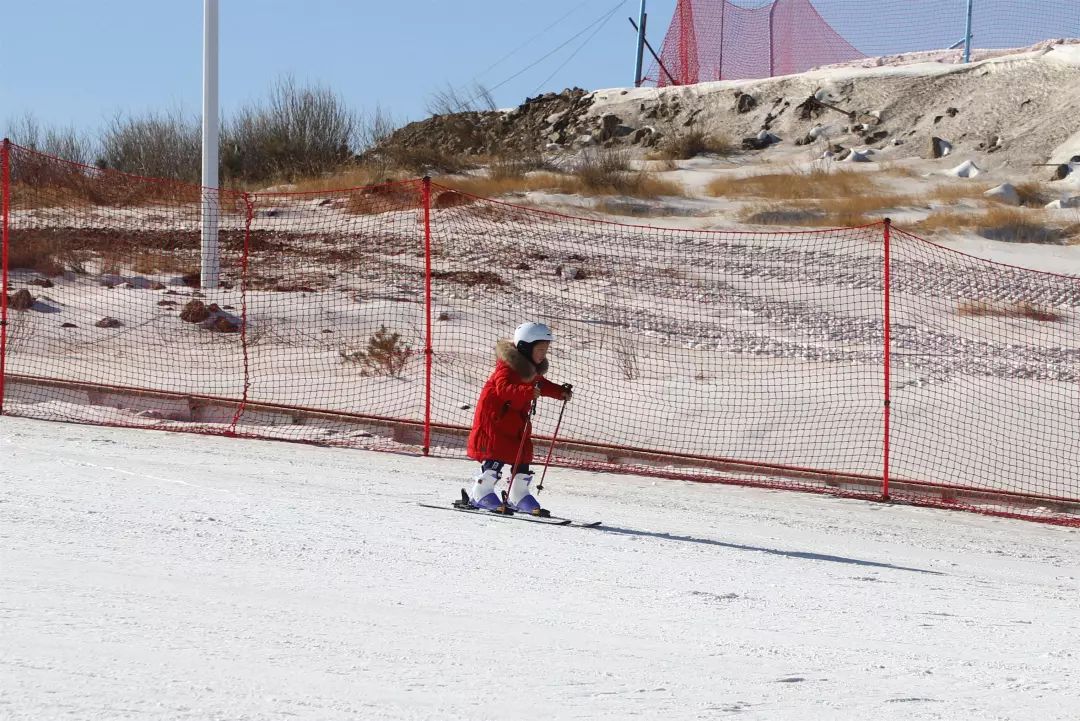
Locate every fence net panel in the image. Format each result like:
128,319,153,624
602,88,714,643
889,228,1080,515
3,143,250,434
426,186,886,484
4,144,1080,526
646,0,1080,85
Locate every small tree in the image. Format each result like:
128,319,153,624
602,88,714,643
614,335,639,381
340,325,413,377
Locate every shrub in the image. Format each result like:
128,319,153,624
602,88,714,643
653,130,732,160
340,325,413,377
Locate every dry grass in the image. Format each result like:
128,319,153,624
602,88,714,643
272,166,404,193
344,183,425,215
7,234,66,276
650,131,733,161
739,192,913,228
133,250,195,275
435,169,683,200
925,182,995,204
1015,182,1051,208
913,207,1078,244
707,168,876,201
957,300,1065,322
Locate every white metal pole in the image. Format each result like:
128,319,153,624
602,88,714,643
634,0,647,86
201,0,220,289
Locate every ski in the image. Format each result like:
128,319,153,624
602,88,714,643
417,502,601,528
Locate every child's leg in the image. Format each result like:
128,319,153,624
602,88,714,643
468,459,506,510
506,464,545,514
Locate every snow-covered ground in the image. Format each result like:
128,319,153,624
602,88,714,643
2,416,1078,720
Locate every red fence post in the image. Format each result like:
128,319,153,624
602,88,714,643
1,139,10,415
228,192,254,435
882,218,893,501
422,177,433,456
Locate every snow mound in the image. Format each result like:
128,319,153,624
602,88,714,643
947,160,983,178
984,183,1020,205
1045,196,1080,209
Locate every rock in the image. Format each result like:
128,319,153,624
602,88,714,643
946,107,959,117
60,322,77,328
563,266,586,280
857,111,882,125
743,131,779,151
742,136,771,150
863,130,889,144
28,278,54,288
180,300,210,323
928,136,952,159
9,289,34,310
835,148,853,161
211,316,240,333
1051,164,1072,181
598,113,621,141
984,183,1021,206
95,317,122,328
437,310,451,321
796,95,826,120
736,92,757,113
1045,196,1080,209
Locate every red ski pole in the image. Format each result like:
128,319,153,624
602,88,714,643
537,384,572,493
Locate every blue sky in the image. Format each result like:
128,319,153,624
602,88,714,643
4,0,1075,137
2,0,678,133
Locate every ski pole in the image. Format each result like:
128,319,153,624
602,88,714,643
537,383,572,493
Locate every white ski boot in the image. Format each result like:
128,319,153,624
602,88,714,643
467,468,505,511
506,472,548,516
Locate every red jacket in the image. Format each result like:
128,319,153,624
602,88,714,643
467,340,564,465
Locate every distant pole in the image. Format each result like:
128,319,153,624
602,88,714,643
201,0,220,290
634,0,647,86
963,0,974,63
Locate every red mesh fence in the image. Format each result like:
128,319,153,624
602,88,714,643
888,228,1080,517
3,141,1079,526
646,0,1080,85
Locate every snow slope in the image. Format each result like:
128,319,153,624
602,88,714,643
2,416,1078,720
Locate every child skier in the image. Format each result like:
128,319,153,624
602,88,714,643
466,322,572,515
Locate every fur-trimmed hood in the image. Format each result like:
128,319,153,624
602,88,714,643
496,339,548,382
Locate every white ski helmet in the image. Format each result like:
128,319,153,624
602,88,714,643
514,322,554,345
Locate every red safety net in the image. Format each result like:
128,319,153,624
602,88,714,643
3,142,1079,527
646,0,1080,85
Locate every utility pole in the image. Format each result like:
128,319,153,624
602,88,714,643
634,0,647,86
963,0,974,63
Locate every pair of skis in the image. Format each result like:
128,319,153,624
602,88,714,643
418,490,600,528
